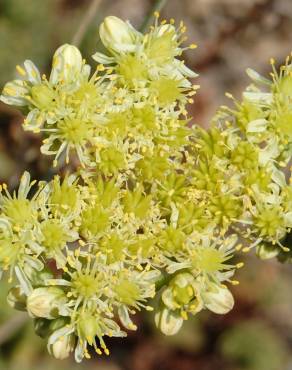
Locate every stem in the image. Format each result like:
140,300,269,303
155,272,172,291
71,0,103,47
140,0,168,33
0,313,28,346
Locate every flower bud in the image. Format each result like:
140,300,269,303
202,283,234,314
162,273,202,314
27,287,67,319
50,44,83,84
99,16,139,53
50,333,75,360
7,286,27,311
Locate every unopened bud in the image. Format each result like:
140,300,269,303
27,287,67,319
50,333,75,360
7,286,27,311
50,44,83,84
99,16,139,53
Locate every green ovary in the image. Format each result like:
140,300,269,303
115,279,140,306
58,118,92,145
278,74,292,97
193,161,220,192
72,273,99,299
117,55,148,83
73,82,99,105
254,207,284,238
231,142,258,169
99,148,125,176
80,204,109,237
236,100,264,131
122,188,151,219
159,226,185,253
194,248,228,273
31,84,56,110
275,111,292,139
0,236,21,269
146,30,177,64
244,168,271,191
150,78,182,105
100,234,125,264
209,195,241,226
106,111,129,137
50,177,79,215
158,173,186,207
178,204,208,233
3,198,35,226
131,105,156,132
78,313,100,345
136,155,169,181
173,285,194,306
41,220,68,251
164,274,197,310
197,127,227,158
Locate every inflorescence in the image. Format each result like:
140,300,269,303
0,14,291,362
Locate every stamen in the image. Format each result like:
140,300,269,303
16,65,26,76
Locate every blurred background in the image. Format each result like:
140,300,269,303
0,0,292,369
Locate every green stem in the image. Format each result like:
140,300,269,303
0,313,28,346
140,0,169,32
71,0,103,47
155,272,172,291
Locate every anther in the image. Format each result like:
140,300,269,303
16,65,26,76
104,348,110,356
231,280,240,286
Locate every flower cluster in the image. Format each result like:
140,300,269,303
195,57,292,261
0,14,290,362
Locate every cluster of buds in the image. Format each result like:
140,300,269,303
0,14,290,362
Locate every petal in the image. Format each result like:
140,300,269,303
1,80,29,106
155,307,183,335
18,171,31,198
247,119,267,133
202,284,234,314
14,266,33,296
246,68,271,85
256,243,279,260
174,59,199,78
92,52,115,64
24,60,41,84
118,305,137,330
23,109,45,131
162,288,177,310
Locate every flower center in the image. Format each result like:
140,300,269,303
58,118,92,145
71,273,100,299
